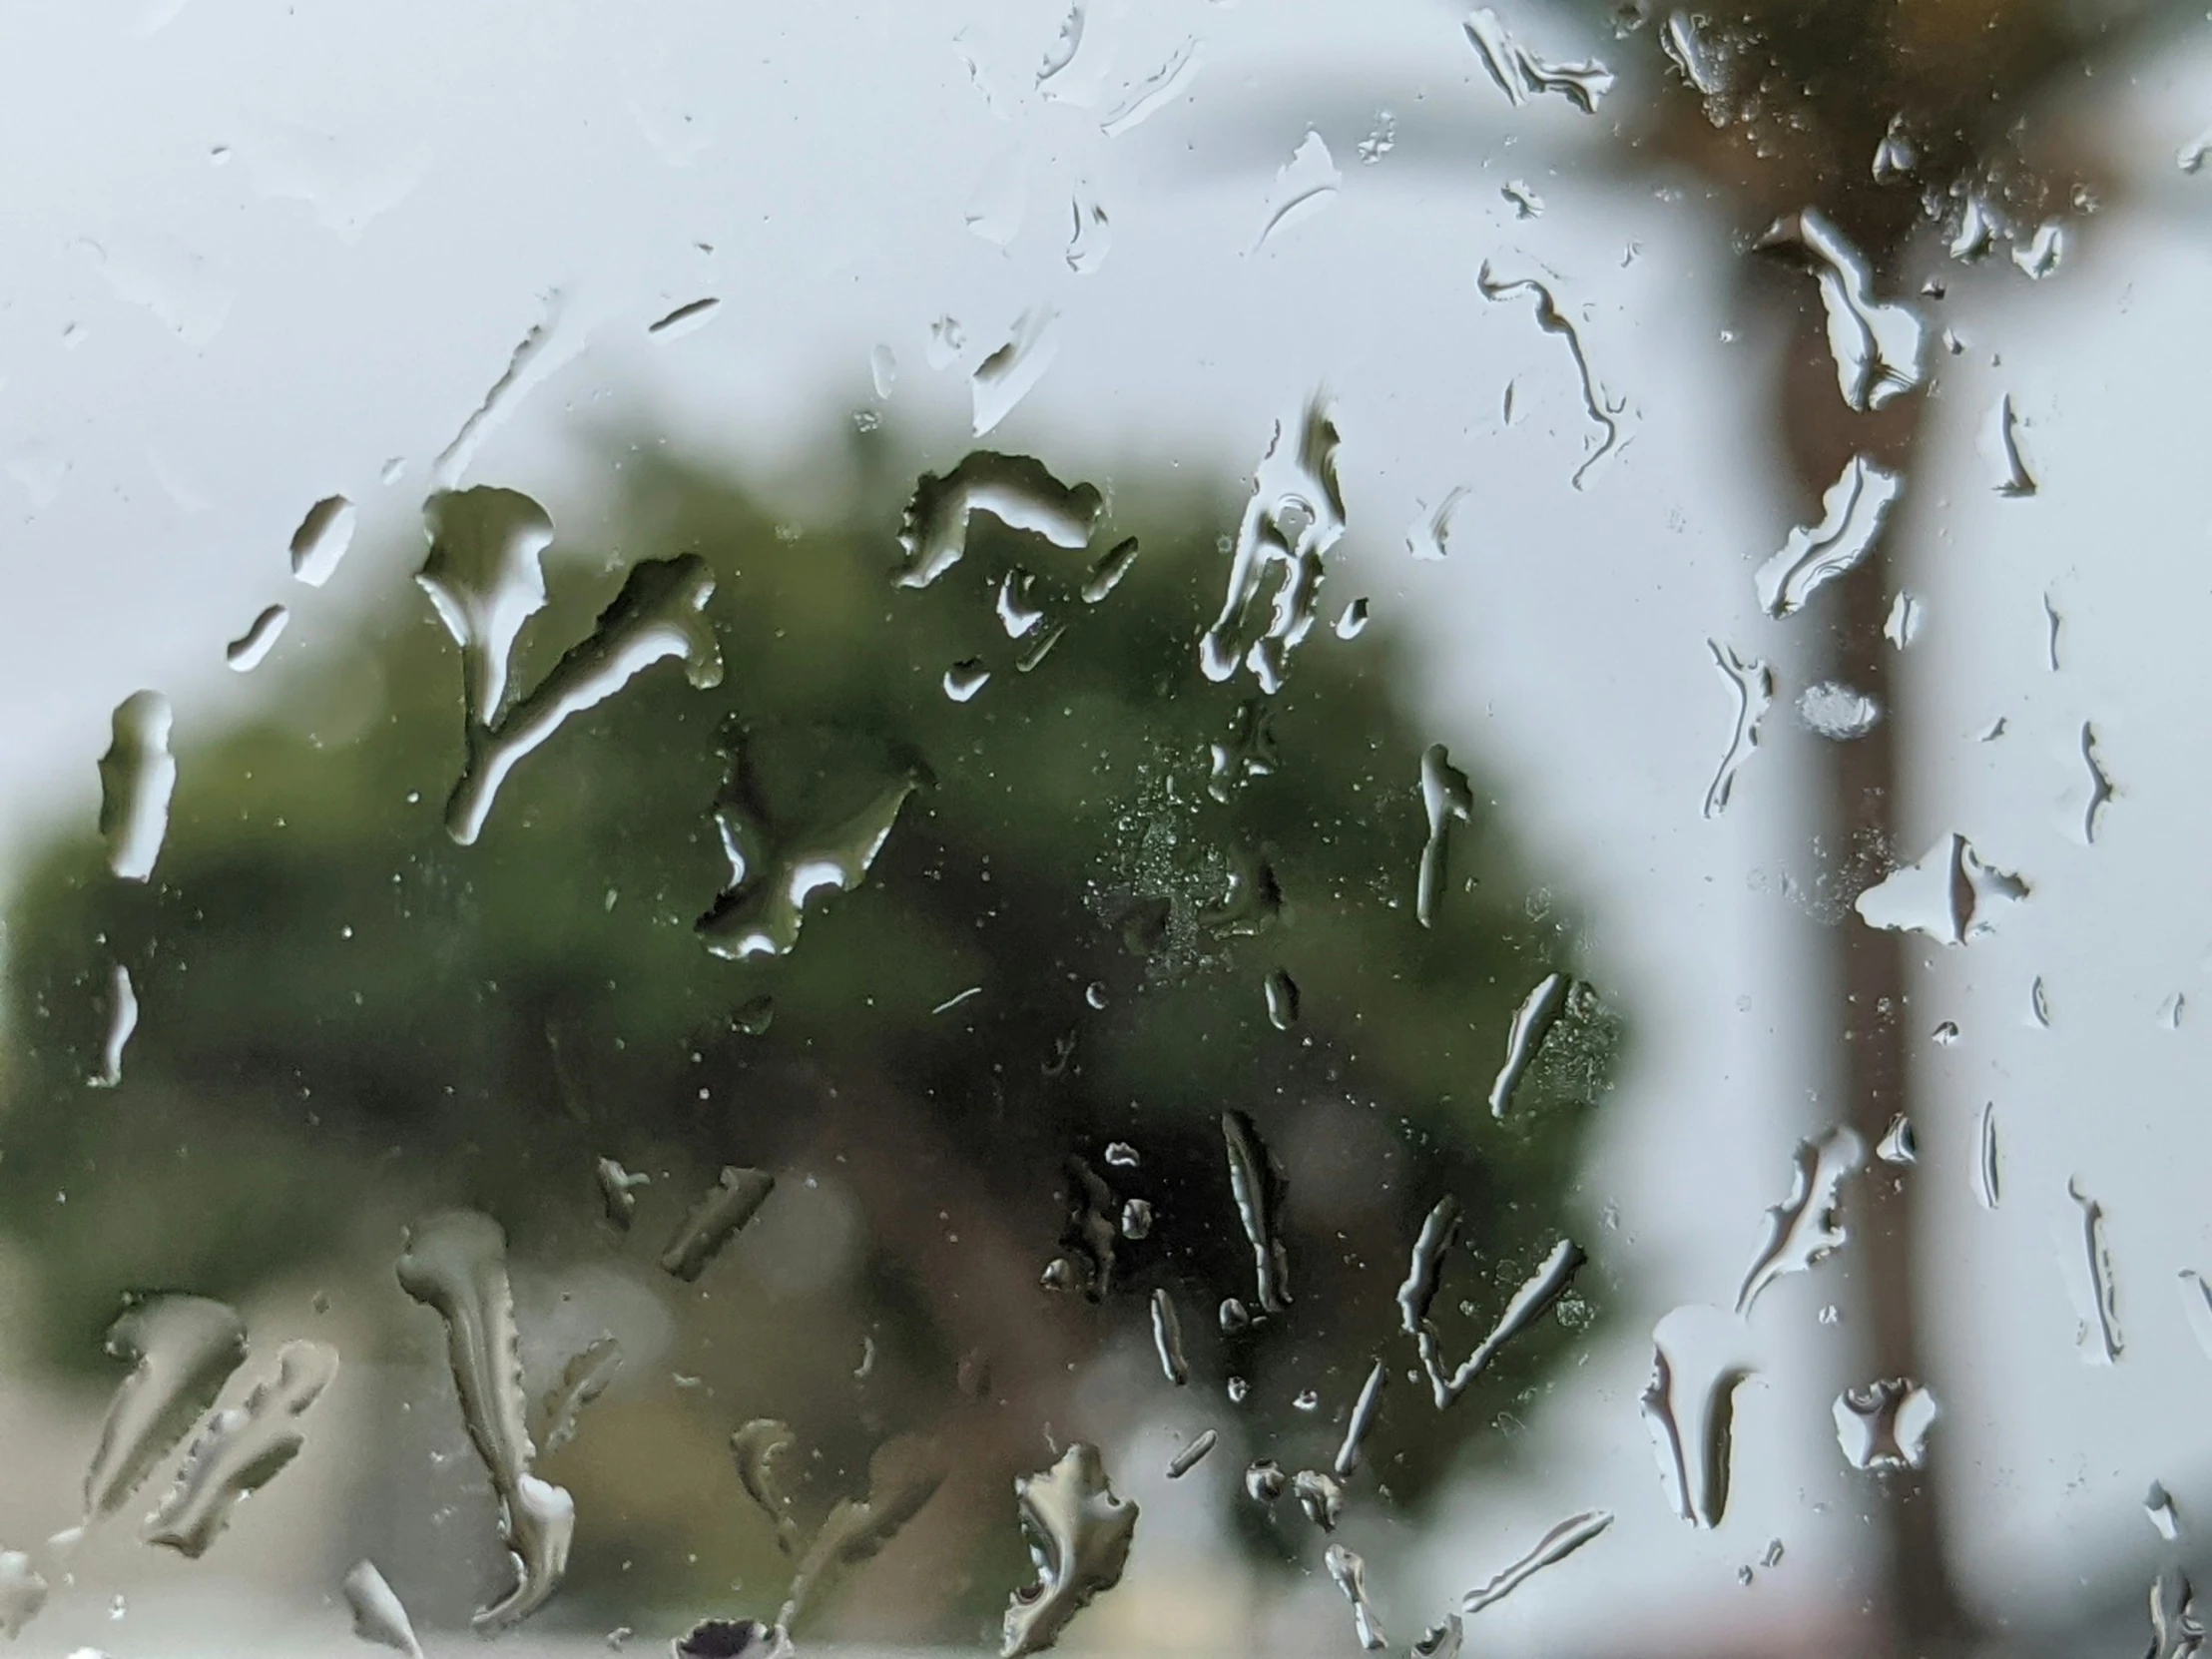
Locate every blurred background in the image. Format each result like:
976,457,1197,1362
0,1,2207,1655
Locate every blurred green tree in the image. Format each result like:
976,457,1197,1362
0,418,1613,1641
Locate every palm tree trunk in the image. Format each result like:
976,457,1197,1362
1775,300,1970,1657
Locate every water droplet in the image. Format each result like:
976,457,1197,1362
647,297,720,337
90,963,138,1089
1221,1110,1291,1315
225,604,290,672
894,452,1101,591
1885,590,1924,648
1326,1544,1386,1651
1076,535,1139,605
1703,642,1773,817
1976,1103,2001,1208
1334,598,1370,639
395,1212,573,1629
940,660,992,704
431,298,578,488
1463,7,1615,111
1065,180,1112,274
1417,745,1475,929
2031,977,2052,1028
1144,1289,1190,1386
2064,1177,2123,1365
1984,393,2037,497
1047,1156,1120,1301
540,1336,621,1458
98,691,176,883
1098,38,1203,137
1166,1430,1218,1480
2080,723,2115,844
145,1340,339,1556
1219,1298,1251,1333
1659,10,1724,96
1358,111,1396,164
1796,681,1881,741
82,1295,248,1525
341,1561,421,1659
1413,1618,1466,1659
1876,1115,1918,1165
2149,1481,2183,1541
1263,968,1300,1030
1000,1444,1137,1658
1760,210,1926,411
1476,266,1623,487
1014,619,1066,675
2012,221,2065,280
1293,1468,1345,1530
2161,993,2187,1031
1397,1196,1459,1336
416,487,554,723
2181,130,2212,174
1406,485,1470,561
1119,1198,1152,1241
1208,699,1282,804
1949,194,1997,262
1488,972,1568,1118
1460,1508,1613,1613
992,569,1045,640
595,1158,649,1230
1292,1387,1321,1412
1201,395,1345,690
1501,180,1543,219
1418,1239,1585,1409
2179,1271,2212,1364
1255,131,1341,250
1640,1305,1755,1528
925,315,965,371
449,552,724,845
1833,1378,1937,1469
730,1419,801,1556
1736,1125,1865,1315
675,1620,792,1659
0,1553,49,1639
1244,1459,1283,1502
971,308,1062,437
660,1166,776,1283
2146,1568,2201,1659
285,494,358,589
1872,115,1917,182
697,751,916,962
866,343,897,401
1757,455,1902,617
1226,1375,1250,1404
1855,832,2027,945
1334,1362,1387,1479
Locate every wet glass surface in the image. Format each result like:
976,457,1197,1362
0,3,2210,1656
